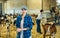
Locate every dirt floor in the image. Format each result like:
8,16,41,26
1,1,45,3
32,23,60,38
0,18,60,38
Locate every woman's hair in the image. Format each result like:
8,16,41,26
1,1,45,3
21,8,27,10
40,10,43,12
51,7,56,12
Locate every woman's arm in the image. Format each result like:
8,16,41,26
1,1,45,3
22,16,33,31
27,16,33,30
16,16,22,32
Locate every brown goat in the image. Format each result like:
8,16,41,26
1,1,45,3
42,23,57,38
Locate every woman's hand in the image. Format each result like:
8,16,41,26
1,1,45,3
23,28,29,30
17,28,22,32
17,28,29,32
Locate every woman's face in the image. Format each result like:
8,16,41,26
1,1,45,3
22,9,27,14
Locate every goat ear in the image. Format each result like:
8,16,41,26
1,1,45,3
53,23,57,25
1,17,4,19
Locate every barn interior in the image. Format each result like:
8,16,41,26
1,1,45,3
0,0,60,38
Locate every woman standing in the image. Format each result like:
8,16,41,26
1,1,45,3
16,8,33,38
36,10,43,34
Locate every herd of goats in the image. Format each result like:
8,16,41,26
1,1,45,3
0,13,59,38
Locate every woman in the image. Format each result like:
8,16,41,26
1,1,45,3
16,8,33,38
36,10,43,34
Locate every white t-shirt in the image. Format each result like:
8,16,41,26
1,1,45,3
20,18,24,38
36,13,42,19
